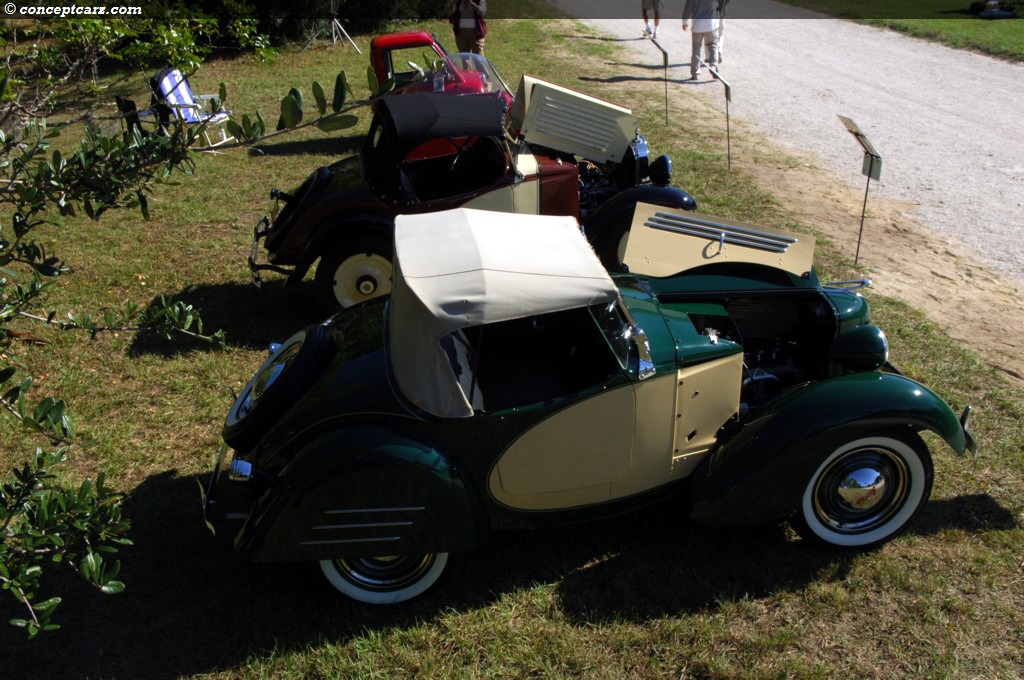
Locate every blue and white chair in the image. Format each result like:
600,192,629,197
150,68,234,148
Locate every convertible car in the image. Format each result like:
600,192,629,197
369,30,512,103
204,206,977,605
248,68,695,312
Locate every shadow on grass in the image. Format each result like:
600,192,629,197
2,477,1013,678
551,493,1018,622
128,280,326,357
559,33,651,43
250,134,366,159
579,73,696,86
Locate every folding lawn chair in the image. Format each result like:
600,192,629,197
150,67,235,148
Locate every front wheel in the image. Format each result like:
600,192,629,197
319,553,450,605
791,430,933,549
314,236,393,313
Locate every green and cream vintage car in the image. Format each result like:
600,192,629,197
204,205,977,604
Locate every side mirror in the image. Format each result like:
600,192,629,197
633,325,656,380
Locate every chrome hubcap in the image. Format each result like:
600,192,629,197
333,554,436,592
813,447,909,534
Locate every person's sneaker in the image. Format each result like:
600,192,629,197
643,25,652,36
652,26,660,39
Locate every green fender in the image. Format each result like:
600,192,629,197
235,427,485,562
689,371,974,527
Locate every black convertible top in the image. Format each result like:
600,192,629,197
375,93,508,145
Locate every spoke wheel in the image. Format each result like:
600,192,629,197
793,431,933,549
315,236,393,313
319,553,449,605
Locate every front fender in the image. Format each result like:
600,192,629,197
583,185,697,241
235,427,485,562
689,372,972,526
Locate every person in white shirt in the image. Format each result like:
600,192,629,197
682,0,721,79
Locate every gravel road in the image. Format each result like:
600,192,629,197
564,2,1024,285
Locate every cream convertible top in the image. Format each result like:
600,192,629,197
390,208,619,418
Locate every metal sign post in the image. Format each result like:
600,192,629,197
701,59,732,170
651,38,669,125
838,115,882,266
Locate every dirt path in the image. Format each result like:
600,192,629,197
557,12,1024,384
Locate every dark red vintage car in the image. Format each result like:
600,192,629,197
250,59,695,312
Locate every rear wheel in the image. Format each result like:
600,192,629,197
315,236,394,313
319,553,450,605
791,430,933,549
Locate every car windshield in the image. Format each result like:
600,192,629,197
445,52,512,97
589,300,632,369
390,52,512,101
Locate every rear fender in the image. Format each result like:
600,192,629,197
689,372,971,526
288,213,394,283
235,427,484,562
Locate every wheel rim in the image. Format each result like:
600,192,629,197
232,342,303,421
332,253,392,308
332,554,438,592
810,445,910,535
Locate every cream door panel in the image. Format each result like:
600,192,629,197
673,353,743,476
608,372,680,498
489,385,635,510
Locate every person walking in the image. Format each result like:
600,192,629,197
451,0,487,55
682,0,721,79
717,0,728,62
641,0,664,39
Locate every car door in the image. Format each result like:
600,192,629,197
479,303,675,511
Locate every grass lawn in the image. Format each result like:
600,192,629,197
2,17,1022,678
780,0,1024,60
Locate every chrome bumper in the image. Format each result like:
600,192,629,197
247,216,293,286
199,440,251,535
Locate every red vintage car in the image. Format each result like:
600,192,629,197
369,31,512,105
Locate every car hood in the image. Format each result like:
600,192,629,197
624,203,817,280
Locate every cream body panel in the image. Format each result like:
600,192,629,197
489,386,635,510
673,354,743,476
608,372,681,498
460,151,540,215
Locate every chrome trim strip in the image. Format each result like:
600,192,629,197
323,506,425,515
300,536,401,546
647,212,797,254
312,521,414,530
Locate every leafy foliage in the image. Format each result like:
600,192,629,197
1,449,131,637
0,6,370,638
1,19,238,638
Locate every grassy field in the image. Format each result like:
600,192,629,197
780,0,1024,60
2,18,1023,678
